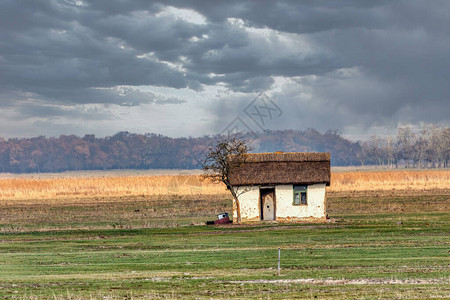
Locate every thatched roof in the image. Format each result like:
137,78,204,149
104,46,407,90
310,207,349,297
228,152,330,186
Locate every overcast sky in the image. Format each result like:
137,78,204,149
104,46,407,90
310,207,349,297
1,0,449,141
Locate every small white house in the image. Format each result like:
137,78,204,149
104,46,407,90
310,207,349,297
228,152,331,223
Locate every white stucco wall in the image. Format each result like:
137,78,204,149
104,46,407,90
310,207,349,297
275,184,326,220
233,183,326,222
274,185,296,218
233,186,260,222
306,183,326,218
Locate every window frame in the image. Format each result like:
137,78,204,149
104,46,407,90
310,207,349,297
293,185,307,205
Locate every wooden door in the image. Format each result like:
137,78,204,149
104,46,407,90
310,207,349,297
261,189,275,221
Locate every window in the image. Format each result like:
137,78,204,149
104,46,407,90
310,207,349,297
293,185,307,205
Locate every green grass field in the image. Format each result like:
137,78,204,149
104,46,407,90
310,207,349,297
0,190,449,299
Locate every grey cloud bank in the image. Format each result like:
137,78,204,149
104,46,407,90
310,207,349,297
0,0,448,140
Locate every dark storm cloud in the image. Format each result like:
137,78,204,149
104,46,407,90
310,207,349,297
178,0,450,130
0,0,449,138
172,0,389,33
1,86,185,115
0,0,190,102
0,0,342,97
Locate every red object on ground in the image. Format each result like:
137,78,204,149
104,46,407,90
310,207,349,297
214,216,230,224
206,213,231,225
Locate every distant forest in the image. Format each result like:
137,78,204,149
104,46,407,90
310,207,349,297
0,126,448,173
358,125,449,168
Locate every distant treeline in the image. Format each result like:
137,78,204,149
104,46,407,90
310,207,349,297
0,129,359,173
358,125,449,168
0,126,447,173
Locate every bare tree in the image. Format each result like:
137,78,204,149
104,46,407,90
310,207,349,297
415,128,430,168
383,137,396,168
443,127,450,168
427,124,449,168
201,135,253,224
355,142,367,167
396,126,415,167
365,136,384,166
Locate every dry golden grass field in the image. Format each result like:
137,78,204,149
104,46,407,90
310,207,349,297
0,169,449,202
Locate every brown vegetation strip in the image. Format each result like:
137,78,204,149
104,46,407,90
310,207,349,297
0,169,449,202
330,169,450,192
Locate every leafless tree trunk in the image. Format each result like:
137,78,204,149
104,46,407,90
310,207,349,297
202,135,253,224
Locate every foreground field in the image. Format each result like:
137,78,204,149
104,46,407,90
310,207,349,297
0,170,449,299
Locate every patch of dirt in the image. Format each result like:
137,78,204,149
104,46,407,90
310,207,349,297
225,278,449,285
